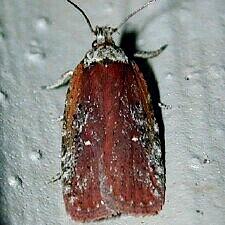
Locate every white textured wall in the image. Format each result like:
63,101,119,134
1,0,225,225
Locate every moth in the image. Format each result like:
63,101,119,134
46,0,166,222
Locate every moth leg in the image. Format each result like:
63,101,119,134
48,172,62,184
134,44,168,59
42,70,73,89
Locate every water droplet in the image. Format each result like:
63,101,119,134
30,150,42,161
8,175,23,188
166,72,173,80
0,90,7,104
27,40,46,62
185,75,190,80
36,17,50,32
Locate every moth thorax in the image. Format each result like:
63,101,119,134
94,26,116,46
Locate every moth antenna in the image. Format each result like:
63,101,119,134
115,0,156,32
66,0,95,33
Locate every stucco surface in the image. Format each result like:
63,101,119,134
1,1,225,225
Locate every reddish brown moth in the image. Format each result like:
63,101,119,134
46,0,167,222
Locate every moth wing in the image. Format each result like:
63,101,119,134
61,64,115,221
103,62,165,214
61,61,165,221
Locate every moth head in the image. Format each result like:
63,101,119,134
93,26,117,46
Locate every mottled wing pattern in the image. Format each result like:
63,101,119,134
61,62,165,222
